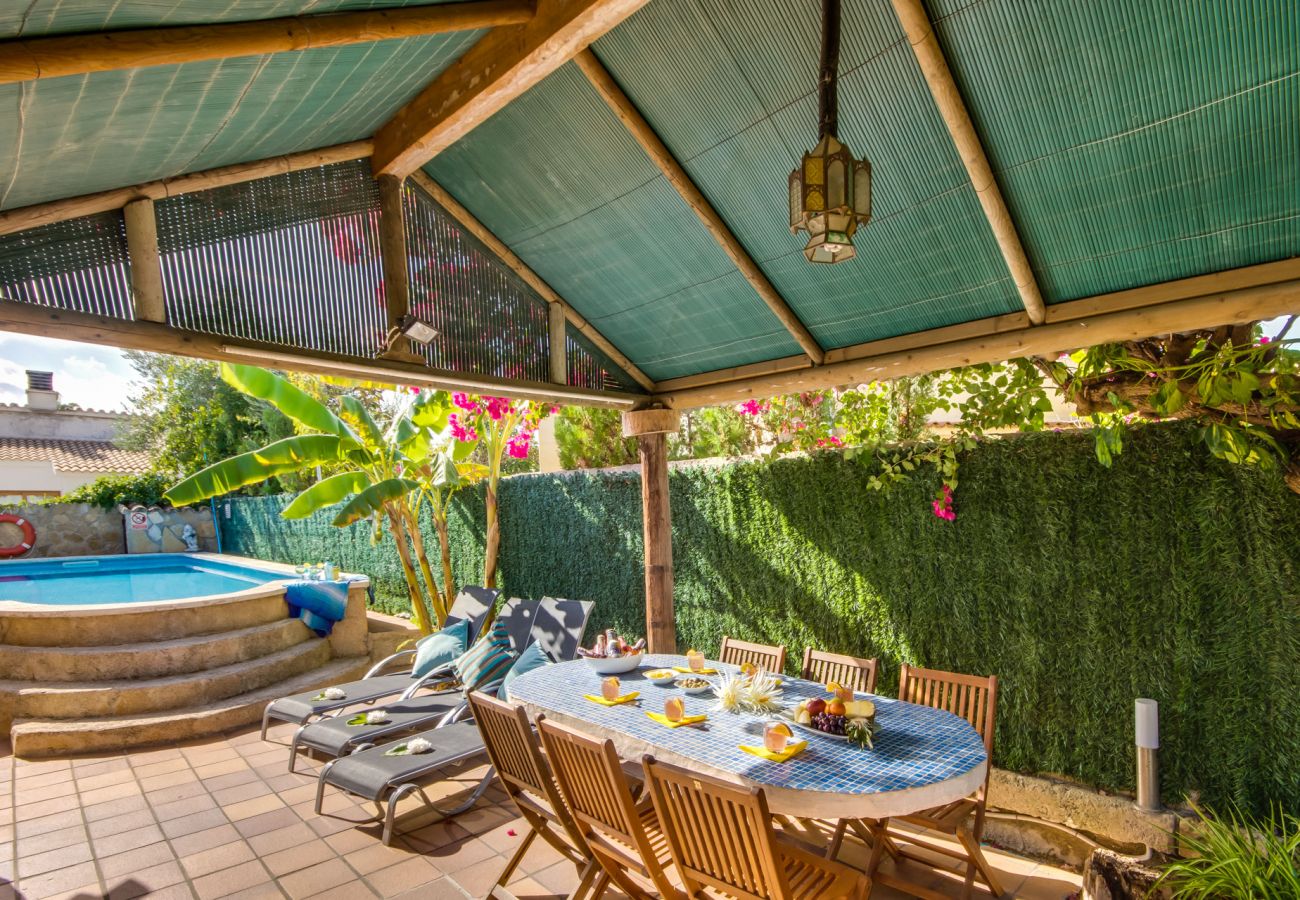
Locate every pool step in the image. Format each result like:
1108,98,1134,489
0,618,315,681
3,639,334,719
10,655,374,758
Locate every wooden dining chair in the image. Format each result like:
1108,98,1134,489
719,636,787,673
643,756,868,900
536,715,682,900
467,692,599,900
865,664,1003,899
801,648,879,694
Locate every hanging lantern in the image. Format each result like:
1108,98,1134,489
789,0,871,264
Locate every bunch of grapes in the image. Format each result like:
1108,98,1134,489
811,713,846,735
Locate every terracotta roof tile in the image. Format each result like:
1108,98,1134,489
0,437,152,474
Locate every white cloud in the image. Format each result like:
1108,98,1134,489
0,335,136,411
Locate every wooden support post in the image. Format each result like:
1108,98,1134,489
123,198,166,324
623,408,680,653
549,301,568,385
377,174,422,364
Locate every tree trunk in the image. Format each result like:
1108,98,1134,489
432,512,456,613
483,480,500,589
402,504,448,626
385,505,434,634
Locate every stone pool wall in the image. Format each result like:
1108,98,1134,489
0,503,218,558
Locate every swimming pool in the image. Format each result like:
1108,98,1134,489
0,554,289,606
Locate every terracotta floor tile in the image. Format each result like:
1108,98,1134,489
81,793,149,822
190,859,272,900
417,836,496,874
302,813,368,839
303,881,378,900
205,769,263,792
77,781,142,807
87,807,155,838
15,809,83,838
14,768,75,789
104,860,188,900
275,785,318,807
193,759,251,780
400,822,469,854
92,823,166,858
15,860,100,898
181,839,257,879
38,883,106,900
74,768,137,792
17,840,95,879
344,841,423,877
215,884,285,900
363,857,445,897
323,828,376,856
260,838,337,877
445,854,510,898
98,840,177,879
14,778,79,806
224,795,286,822
501,874,561,900
529,861,582,897
233,807,301,839
15,823,87,856
246,822,318,857
169,823,245,859
276,856,355,899
161,807,231,839
383,879,469,900
144,777,208,804
13,794,81,822
131,757,191,779
154,793,219,822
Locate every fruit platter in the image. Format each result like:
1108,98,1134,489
578,629,646,674
785,682,879,748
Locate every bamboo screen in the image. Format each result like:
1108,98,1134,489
156,160,387,358
0,211,133,319
567,324,645,393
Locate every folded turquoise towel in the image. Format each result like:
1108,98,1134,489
284,579,354,636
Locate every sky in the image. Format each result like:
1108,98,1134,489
0,316,1293,413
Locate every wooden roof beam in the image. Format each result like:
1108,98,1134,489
574,48,826,366
371,0,648,177
0,1,534,86
889,0,1046,325
408,170,655,391
0,300,641,410
0,140,372,237
652,261,1300,409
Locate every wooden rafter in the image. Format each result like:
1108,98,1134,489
652,261,1300,409
0,300,641,410
408,169,655,391
371,0,648,177
0,140,372,237
574,48,826,366
0,1,534,86
889,0,1046,325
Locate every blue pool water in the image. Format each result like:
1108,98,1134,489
0,554,286,606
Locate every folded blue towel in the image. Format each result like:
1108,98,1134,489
284,578,356,636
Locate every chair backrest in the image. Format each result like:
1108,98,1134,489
467,692,586,849
496,598,540,655
534,598,594,661
444,586,499,643
898,664,998,757
719,636,786,673
643,756,786,900
801,648,879,695
536,716,656,873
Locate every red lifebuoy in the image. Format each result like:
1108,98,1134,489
0,514,36,557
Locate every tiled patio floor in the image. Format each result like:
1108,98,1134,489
1,725,1081,899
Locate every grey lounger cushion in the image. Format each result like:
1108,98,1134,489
297,694,462,757
535,597,594,662
269,674,416,725
323,722,486,802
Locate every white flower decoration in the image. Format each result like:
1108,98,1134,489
365,710,390,724
407,737,433,754
323,688,346,700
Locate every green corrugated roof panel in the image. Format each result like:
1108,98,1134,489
587,0,1022,350
0,0,474,39
426,62,802,380
0,31,482,211
933,0,1300,303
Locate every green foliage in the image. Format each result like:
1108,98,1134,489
48,472,172,510
555,405,638,469
163,435,344,506
674,407,756,460
224,422,1300,815
1155,803,1300,898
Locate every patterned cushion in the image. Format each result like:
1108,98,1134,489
453,618,517,695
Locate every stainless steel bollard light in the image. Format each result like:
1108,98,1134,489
1135,698,1161,811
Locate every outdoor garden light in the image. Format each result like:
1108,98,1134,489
789,0,871,264
1135,698,1161,812
393,314,439,346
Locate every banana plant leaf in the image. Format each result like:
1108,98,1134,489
341,395,384,449
332,478,420,527
281,471,373,519
411,392,453,430
164,435,343,506
221,364,357,443
395,418,432,463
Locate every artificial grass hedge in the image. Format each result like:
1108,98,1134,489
222,422,1300,813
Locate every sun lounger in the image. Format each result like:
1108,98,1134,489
260,586,497,740
312,596,593,842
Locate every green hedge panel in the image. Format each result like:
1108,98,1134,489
222,423,1300,813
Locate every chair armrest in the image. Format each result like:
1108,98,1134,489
364,649,416,678
398,665,458,700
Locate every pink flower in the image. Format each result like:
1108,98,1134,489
931,484,956,521
449,414,478,443
1260,336,1272,345
485,396,513,421
506,435,530,459
452,392,480,413
736,399,767,416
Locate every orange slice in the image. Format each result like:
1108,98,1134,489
769,721,792,737
664,697,685,722
740,661,758,676
601,677,621,701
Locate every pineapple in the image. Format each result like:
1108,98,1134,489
845,717,878,749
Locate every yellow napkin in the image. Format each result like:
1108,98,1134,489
646,712,708,728
584,692,640,706
672,665,719,675
739,740,808,762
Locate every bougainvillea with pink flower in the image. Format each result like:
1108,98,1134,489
931,484,956,521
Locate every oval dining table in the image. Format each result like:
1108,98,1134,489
506,653,987,821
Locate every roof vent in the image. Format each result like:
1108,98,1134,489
26,371,54,391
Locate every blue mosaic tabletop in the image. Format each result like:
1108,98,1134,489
507,654,988,819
